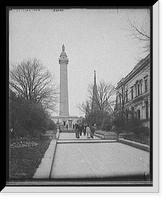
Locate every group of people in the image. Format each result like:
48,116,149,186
74,123,96,139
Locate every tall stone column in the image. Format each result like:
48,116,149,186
59,44,69,117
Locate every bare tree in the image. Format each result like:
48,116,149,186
78,80,115,127
115,85,125,118
96,81,115,113
129,19,150,54
87,80,115,114
9,58,58,112
78,100,92,115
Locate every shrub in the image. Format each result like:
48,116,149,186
136,126,150,137
9,90,52,139
101,116,112,131
125,118,142,134
112,115,126,132
14,123,29,138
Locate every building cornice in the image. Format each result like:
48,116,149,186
116,54,150,89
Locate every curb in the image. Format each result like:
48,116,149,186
94,131,118,140
33,139,57,179
94,130,149,152
118,138,150,152
94,132,105,139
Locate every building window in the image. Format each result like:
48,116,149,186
131,106,134,119
135,80,143,97
125,90,128,102
145,79,148,92
134,84,137,97
137,83,140,96
135,82,140,97
137,109,140,120
116,94,118,105
119,94,121,105
142,105,145,119
140,81,143,94
145,101,148,119
131,87,133,99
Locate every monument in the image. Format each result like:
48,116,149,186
59,44,69,117
52,45,78,130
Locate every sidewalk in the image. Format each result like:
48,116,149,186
33,131,150,179
51,132,150,178
50,141,150,178
33,139,57,179
59,132,99,140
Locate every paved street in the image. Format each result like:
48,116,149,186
50,132,150,179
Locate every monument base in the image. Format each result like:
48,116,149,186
52,116,79,130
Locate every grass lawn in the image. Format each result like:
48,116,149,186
9,138,52,180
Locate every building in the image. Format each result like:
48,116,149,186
52,45,78,130
115,54,150,127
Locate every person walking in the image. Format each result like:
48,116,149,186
83,124,87,136
86,125,91,139
75,123,80,138
80,123,84,137
78,123,82,137
90,124,95,138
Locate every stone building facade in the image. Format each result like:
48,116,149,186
115,54,150,127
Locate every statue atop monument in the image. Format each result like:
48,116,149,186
59,44,68,64
62,44,65,52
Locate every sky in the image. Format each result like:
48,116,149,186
9,8,150,117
